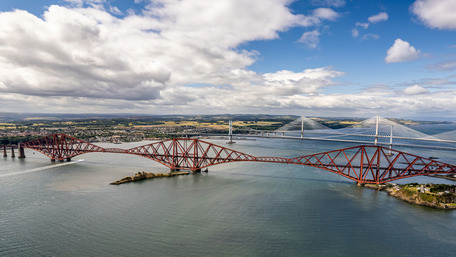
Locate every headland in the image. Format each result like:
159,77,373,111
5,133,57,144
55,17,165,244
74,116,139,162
362,183,456,210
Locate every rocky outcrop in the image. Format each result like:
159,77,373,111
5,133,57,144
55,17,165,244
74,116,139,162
358,183,456,209
385,184,456,210
110,171,191,185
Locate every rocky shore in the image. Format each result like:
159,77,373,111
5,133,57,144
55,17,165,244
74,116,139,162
361,183,456,210
110,171,191,185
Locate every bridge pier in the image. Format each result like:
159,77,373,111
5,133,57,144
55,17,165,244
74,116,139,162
66,157,71,162
192,168,208,174
11,147,15,158
18,144,26,159
51,159,56,162
3,145,6,157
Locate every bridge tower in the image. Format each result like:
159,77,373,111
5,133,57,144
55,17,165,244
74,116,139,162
374,114,379,145
227,120,235,144
387,125,394,156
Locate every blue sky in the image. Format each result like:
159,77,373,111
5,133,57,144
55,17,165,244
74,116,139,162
0,0,455,119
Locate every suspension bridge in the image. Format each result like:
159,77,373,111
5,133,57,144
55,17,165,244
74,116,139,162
17,133,456,184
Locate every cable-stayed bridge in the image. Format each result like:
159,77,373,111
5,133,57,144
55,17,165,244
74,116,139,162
252,115,456,151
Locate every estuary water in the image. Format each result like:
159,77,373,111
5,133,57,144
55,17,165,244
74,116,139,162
1,136,456,256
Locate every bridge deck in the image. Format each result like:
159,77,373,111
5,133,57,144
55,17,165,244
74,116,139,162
20,133,456,184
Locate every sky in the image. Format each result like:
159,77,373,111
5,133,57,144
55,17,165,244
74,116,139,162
0,0,455,120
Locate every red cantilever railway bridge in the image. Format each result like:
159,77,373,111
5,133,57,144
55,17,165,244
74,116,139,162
20,133,456,184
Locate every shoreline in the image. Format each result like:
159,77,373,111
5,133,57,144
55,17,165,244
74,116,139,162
362,183,456,210
110,171,191,185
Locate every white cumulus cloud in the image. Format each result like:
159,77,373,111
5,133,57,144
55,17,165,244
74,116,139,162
368,12,388,23
403,85,429,95
385,39,421,63
411,0,456,30
313,8,339,21
298,30,321,48
0,1,335,102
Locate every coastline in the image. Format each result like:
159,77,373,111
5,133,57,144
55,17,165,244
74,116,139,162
110,171,191,185
362,183,456,210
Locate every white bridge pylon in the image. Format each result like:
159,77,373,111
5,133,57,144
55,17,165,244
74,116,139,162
271,115,456,149
275,116,331,132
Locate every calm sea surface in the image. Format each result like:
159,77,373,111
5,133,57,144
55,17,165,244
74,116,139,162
1,129,456,256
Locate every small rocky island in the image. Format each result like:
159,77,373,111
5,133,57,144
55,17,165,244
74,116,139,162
110,171,191,185
365,183,456,209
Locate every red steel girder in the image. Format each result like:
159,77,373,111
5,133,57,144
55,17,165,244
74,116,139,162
21,134,104,161
127,138,257,170
22,134,456,184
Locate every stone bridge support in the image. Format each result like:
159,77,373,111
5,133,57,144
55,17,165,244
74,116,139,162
19,144,26,159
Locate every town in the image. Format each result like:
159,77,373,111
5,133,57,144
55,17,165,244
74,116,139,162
1,114,444,145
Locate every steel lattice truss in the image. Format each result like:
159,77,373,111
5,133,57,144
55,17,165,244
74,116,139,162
127,138,256,170
289,145,456,184
22,134,456,184
21,134,104,160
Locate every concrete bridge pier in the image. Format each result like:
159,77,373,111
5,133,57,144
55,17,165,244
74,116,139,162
51,159,56,162
66,157,71,162
11,147,15,158
18,144,26,159
3,145,6,157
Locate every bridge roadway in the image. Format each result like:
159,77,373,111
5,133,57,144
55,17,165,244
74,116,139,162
154,131,456,151
19,133,456,184
242,134,456,152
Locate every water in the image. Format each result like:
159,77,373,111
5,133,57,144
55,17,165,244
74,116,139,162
1,137,456,256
